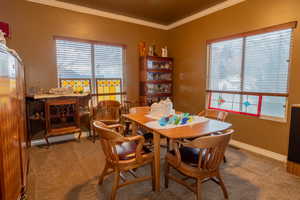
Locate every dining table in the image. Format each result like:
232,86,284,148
122,107,232,192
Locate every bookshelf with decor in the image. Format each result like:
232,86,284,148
139,56,173,105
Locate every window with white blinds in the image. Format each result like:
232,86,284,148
94,44,123,79
56,40,92,79
55,38,124,97
207,23,295,119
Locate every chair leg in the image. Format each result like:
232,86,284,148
93,126,96,143
217,173,229,199
151,161,155,191
164,162,169,188
196,179,202,200
78,130,82,140
111,171,120,200
45,135,50,147
166,138,170,152
99,162,109,185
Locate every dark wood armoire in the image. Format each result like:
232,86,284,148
0,44,29,200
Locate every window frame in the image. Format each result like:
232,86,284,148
205,21,297,121
54,36,127,102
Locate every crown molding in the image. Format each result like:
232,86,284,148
166,0,246,30
26,0,168,30
26,0,246,30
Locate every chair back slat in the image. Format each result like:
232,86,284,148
199,109,228,121
129,106,150,114
185,129,233,171
122,100,134,114
94,100,121,121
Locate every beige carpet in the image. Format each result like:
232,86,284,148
27,138,300,200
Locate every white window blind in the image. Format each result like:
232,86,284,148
207,25,294,119
94,44,123,79
56,40,92,79
55,38,124,98
243,29,292,94
209,38,243,92
208,29,292,94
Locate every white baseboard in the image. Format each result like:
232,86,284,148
31,131,90,146
230,139,287,163
31,134,287,163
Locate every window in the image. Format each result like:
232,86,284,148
206,22,297,120
55,37,124,102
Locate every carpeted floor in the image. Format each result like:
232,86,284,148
27,138,300,200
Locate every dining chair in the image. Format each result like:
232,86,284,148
93,121,154,200
198,109,228,121
130,106,171,149
129,106,158,146
121,101,139,135
78,95,93,136
165,129,234,200
198,109,229,162
92,100,122,142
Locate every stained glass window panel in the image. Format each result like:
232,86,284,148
241,95,259,115
209,92,260,115
97,79,122,102
60,79,91,93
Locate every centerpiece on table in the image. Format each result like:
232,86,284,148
158,113,194,127
145,98,208,129
147,98,175,119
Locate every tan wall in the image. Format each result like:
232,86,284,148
169,0,300,155
0,0,168,102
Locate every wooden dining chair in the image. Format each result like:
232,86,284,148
92,100,122,142
130,106,171,149
129,106,157,145
198,109,229,162
78,95,93,136
198,109,228,122
93,121,155,200
120,101,142,135
165,129,234,200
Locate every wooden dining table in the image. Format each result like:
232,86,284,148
122,107,232,192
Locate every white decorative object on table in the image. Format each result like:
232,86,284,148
147,98,175,119
48,87,73,95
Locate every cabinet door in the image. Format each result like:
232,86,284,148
15,57,28,188
0,51,23,200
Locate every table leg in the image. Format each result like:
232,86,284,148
153,132,161,192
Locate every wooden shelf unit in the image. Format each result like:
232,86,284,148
139,56,173,105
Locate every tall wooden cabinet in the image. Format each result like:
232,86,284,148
0,44,28,200
139,56,173,105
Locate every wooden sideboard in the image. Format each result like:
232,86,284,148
0,45,28,200
26,93,90,145
44,97,82,145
